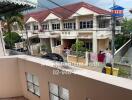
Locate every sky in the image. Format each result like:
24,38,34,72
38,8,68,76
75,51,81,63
33,0,132,18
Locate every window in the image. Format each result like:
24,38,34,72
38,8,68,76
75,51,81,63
98,20,109,28
53,39,61,46
80,21,93,29
49,83,69,100
64,22,76,30
33,25,39,30
26,73,40,96
85,40,93,51
52,23,60,30
42,24,49,30
26,25,30,30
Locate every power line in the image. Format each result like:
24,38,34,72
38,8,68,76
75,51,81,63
37,0,76,18
47,0,81,16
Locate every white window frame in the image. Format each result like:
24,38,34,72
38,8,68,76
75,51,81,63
42,23,49,31
33,24,39,30
49,82,69,100
80,20,93,29
26,25,30,30
26,73,40,96
52,23,60,30
63,22,76,30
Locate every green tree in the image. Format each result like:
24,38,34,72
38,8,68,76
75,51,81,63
4,32,22,49
4,12,24,33
71,39,86,56
3,12,24,49
121,18,132,34
115,34,128,49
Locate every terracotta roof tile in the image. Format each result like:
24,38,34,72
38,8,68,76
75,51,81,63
24,2,111,22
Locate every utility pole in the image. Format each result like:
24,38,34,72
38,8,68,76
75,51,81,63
24,24,31,55
111,0,116,58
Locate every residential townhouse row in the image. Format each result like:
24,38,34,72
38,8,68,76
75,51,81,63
12,2,122,55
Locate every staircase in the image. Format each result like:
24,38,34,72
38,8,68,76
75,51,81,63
114,39,132,65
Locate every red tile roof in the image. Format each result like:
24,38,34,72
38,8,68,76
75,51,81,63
25,2,111,23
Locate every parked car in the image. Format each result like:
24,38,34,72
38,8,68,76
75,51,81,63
41,53,64,62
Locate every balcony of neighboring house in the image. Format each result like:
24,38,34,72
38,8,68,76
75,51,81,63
61,15,113,39
38,20,61,39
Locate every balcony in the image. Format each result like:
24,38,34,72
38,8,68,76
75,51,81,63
61,30,78,39
38,31,61,38
0,55,132,100
61,27,112,39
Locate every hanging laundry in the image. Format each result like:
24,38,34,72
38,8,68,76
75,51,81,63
98,53,105,63
90,52,97,62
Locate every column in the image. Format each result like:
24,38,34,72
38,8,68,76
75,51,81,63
92,15,98,53
0,21,6,56
60,20,64,46
30,23,34,31
85,51,89,66
49,20,52,31
50,38,54,52
75,17,79,30
60,20,63,30
61,39,64,45
38,23,41,31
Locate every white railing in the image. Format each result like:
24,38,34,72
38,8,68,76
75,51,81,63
114,39,132,63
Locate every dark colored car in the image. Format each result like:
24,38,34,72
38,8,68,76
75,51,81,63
41,53,64,62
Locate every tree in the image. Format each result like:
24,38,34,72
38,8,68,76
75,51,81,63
121,18,132,34
71,39,86,56
4,32,22,49
4,12,24,33
3,12,24,49
115,34,129,49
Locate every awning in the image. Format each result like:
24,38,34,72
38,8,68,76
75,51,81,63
0,0,37,15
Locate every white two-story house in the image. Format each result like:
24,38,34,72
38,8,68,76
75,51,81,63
20,2,121,54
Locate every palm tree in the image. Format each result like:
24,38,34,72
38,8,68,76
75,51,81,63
3,12,24,49
4,11,24,33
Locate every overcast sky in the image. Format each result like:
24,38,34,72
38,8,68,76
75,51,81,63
33,0,132,18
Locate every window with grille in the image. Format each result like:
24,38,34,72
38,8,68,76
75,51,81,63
63,22,76,30
52,23,60,30
80,20,93,29
85,40,93,51
26,73,40,96
49,83,69,100
98,20,109,28
33,25,39,30
42,24,49,30
26,25,30,30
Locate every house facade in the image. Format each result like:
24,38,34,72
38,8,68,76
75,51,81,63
16,2,121,54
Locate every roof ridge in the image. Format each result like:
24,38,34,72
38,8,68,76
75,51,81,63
25,1,111,22
25,2,84,15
